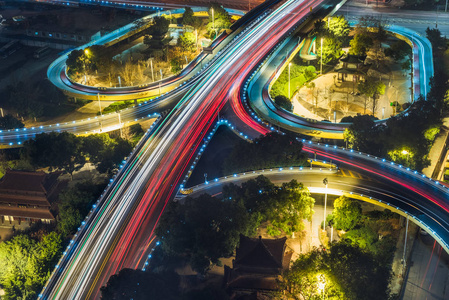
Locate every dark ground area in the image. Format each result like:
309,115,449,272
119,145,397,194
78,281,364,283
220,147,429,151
187,125,242,187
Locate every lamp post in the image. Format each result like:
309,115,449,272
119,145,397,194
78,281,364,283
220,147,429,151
402,149,410,166
97,93,102,132
323,178,328,230
117,112,122,138
288,62,292,99
150,59,154,82
159,69,163,95
97,93,102,117
195,29,198,51
83,49,89,84
212,8,215,39
320,37,323,75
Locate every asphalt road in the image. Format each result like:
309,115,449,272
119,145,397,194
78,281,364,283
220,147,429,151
402,232,449,300
36,1,449,299
41,0,329,298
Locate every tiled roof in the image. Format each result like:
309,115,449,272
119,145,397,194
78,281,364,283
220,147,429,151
235,235,286,270
0,170,48,193
0,206,54,220
0,194,51,207
0,170,60,197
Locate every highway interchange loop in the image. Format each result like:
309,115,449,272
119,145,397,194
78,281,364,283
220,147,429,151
24,0,449,298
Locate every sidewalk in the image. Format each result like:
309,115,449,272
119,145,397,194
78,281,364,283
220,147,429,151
422,117,449,180
390,218,418,296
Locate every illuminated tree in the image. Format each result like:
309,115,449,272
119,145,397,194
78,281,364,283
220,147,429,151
327,15,350,39
207,3,231,38
178,32,196,52
350,33,373,56
332,196,362,231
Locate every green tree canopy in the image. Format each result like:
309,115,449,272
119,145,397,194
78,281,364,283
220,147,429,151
57,180,106,237
181,7,201,29
224,132,309,174
278,241,392,300
82,134,133,174
350,33,373,56
317,36,343,64
357,79,385,99
101,269,181,300
223,176,315,238
66,49,85,75
178,32,196,52
182,7,195,27
0,115,24,130
207,3,231,38
150,16,170,37
332,196,362,231
343,115,382,154
274,95,293,111
266,180,315,236
426,27,447,49
0,233,63,299
384,40,411,62
278,248,344,300
155,194,259,274
327,15,350,39
23,132,85,178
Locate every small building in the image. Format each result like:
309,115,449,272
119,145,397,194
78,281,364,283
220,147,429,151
0,170,60,225
223,235,293,299
335,54,368,83
26,27,101,44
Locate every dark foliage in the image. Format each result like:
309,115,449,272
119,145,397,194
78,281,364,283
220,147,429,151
223,132,308,174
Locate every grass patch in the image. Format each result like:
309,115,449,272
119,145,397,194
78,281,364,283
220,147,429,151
270,64,316,99
99,97,156,115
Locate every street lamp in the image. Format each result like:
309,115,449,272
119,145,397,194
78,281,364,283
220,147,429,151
288,62,292,99
323,178,328,230
97,93,102,132
159,69,163,95
150,59,154,82
212,8,215,39
83,49,90,85
402,149,410,165
117,111,122,138
195,29,198,51
320,37,323,75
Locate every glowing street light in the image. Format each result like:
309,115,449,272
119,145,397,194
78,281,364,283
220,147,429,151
212,8,216,39
195,29,198,51
83,48,90,84
402,149,410,165
323,178,328,230
150,59,154,82
159,69,163,95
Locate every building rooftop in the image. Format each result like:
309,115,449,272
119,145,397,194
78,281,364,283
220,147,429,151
0,170,59,195
235,235,287,270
